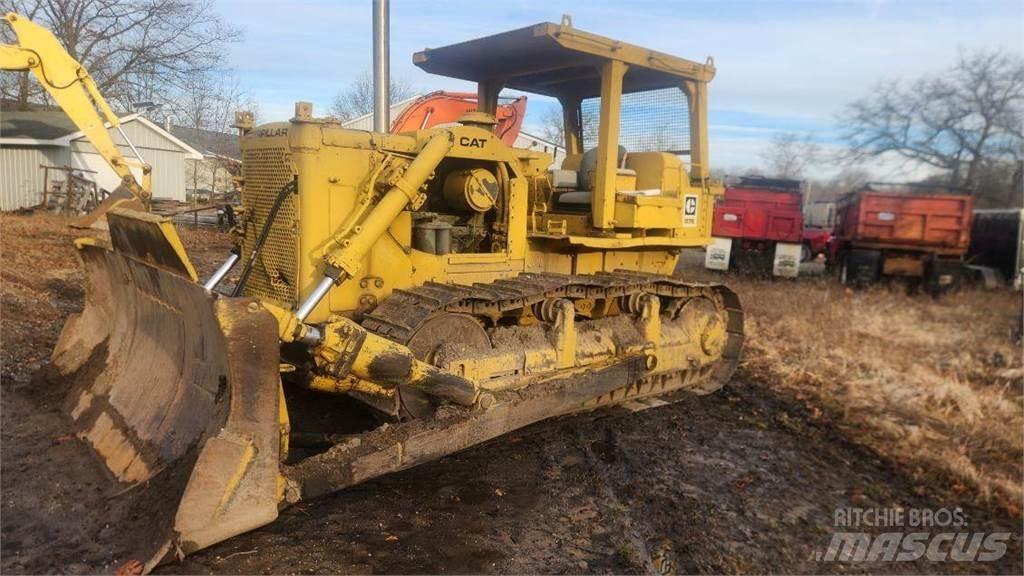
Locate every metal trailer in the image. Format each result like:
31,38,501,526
968,208,1024,290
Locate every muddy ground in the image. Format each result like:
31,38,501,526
1,212,1021,574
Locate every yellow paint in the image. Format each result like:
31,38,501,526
552,300,577,370
224,21,732,399
593,59,628,229
277,381,290,460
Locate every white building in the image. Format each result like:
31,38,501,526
0,110,202,210
168,124,242,201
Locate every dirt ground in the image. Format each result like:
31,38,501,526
1,212,1021,574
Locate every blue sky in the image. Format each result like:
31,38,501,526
216,0,1024,178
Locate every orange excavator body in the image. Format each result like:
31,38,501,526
390,91,526,145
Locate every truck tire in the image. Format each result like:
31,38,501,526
732,246,771,277
925,258,963,296
800,243,813,263
840,249,881,288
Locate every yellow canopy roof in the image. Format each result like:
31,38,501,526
413,21,715,99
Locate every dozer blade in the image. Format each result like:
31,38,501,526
69,184,146,229
50,209,284,571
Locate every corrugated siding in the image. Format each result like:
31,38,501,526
139,148,186,201
68,118,192,201
0,146,71,210
69,118,181,154
72,148,187,201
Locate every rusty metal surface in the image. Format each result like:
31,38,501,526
172,298,283,561
57,245,231,484
882,255,927,277
51,244,283,571
105,209,197,280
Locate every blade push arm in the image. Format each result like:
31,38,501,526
1,12,151,204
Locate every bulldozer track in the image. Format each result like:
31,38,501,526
281,272,745,500
362,270,745,398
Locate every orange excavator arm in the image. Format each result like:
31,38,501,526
390,91,527,145
1,12,150,225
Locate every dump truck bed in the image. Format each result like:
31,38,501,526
712,186,803,243
835,190,973,254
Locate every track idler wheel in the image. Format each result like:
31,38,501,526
398,313,491,419
677,297,726,358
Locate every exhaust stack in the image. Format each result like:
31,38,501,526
372,0,390,132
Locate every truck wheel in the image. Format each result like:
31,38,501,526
926,258,964,296
733,247,770,277
800,243,813,263
841,249,881,288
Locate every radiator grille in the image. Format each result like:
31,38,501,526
240,146,298,306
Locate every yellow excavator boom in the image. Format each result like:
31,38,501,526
0,12,150,224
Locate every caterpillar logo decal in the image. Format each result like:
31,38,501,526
253,127,288,137
682,194,699,227
460,136,488,148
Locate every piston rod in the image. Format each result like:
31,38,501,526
295,275,338,323
202,251,240,291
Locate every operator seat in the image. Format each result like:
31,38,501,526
555,146,634,207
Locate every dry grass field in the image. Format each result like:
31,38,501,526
731,275,1023,515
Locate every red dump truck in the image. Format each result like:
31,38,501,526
830,184,973,293
705,177,805,277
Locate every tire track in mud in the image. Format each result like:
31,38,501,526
575,423,663,574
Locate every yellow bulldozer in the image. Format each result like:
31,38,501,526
15,15,743,571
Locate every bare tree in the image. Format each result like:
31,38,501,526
166,69,255,201
1,0,241,111
759,132,821,179
917,158,1023,208
330,71,414,122
538,104,564,147
840,48,1024,196
173,71,253,135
